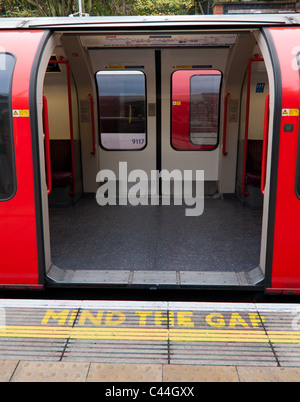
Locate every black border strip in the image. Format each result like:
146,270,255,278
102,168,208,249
295,53,300,200
155,50,162,194
29,30,52,286
261,27,282,290
0,53,17,202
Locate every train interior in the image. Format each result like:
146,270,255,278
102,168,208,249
38,29,273,288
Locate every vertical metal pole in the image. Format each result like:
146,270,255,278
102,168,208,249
241,55,264,196
78,0,83,16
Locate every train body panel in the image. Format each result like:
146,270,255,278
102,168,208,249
266,27,300,291
0,16,299,294
0,30,48,287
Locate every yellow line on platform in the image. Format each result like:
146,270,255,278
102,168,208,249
1,326,300,343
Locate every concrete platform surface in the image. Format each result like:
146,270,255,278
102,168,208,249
1,300,300,382
1,361,300,382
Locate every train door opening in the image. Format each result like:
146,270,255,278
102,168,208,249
43,55,82,207
40,30,273,288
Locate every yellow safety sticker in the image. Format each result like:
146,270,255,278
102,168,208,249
106,65,145,70
174,65,193,69
282,108,299,117
13,109,29,117
107,65,125,69
173,101,181,106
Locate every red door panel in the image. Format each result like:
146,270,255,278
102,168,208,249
0,31,47,287
266,27,300,292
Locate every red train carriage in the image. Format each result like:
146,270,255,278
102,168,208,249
0,15,299,294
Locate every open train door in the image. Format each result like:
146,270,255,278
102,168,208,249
0,30,49,288
264,27,300,294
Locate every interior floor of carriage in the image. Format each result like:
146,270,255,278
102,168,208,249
47,195,264,287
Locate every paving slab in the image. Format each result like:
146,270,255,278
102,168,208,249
5,361,300,382
237,366,300,382
163,364,239,382
87,363,162,382
0,360,18,382
11,361,90,382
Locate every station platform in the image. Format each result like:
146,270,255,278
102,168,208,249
0,299,300,382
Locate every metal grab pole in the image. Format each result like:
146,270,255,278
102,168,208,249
241,55,264,196
222,92,230,156
88,93,96,155
261,94,270,195
48,57,76,195
42,94,52,195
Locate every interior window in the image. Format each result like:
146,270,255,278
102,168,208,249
96,70,146,150
0,53,16,200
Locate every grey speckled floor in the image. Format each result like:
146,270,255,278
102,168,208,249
49,196,262,273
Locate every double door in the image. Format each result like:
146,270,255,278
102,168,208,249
92,48,228,196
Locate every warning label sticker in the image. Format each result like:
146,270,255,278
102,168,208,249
12,110,29,117
282,108,299,117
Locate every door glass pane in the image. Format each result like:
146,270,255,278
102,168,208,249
190,74,221,147
171,70,221,150
96,70,146,150
0,53,16,200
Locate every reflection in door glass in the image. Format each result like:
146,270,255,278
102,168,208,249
190,74,221,147
96,71,146,150
171,70,221,150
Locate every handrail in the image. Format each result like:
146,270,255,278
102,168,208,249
261,93,270,195
222,92,230,156
88,93,96,155
241,55,264,196
42,94,52,195
48,57,76,195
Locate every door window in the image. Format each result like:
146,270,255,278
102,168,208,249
96,70,147,150
0,53,16,200
171,70,222,150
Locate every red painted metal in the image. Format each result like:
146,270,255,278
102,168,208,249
48,58,76,195
0,25,298,294
88,93,96,155
0,30,46,286
241,55,264,196
268,27,300,290
43,94,52,195
222,92,230,156
261,93,270,195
